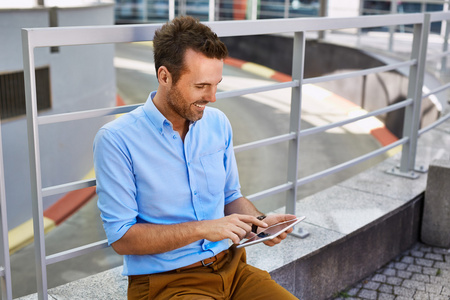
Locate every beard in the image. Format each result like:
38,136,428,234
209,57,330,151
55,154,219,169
166,84,207,123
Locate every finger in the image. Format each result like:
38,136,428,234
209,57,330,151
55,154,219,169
277,231,288,240
230,233,241,245
234,215,268,229
266,214,297,225
263,240,277,247
234,227,248,240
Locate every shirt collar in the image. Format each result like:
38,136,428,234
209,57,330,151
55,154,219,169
142,91,198,134
143,91,169,134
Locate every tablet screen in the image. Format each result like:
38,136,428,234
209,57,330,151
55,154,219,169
236,216,305,248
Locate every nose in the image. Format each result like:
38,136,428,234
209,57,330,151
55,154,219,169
207,86,217,103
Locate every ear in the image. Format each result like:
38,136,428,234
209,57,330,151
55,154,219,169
157,66,172,86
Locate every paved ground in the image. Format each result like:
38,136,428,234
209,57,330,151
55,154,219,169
332,242,450,300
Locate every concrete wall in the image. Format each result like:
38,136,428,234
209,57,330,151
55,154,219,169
0,4,115,230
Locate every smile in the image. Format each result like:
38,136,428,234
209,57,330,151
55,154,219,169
193,103,206,108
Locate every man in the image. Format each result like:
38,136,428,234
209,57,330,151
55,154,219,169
94,16,298,299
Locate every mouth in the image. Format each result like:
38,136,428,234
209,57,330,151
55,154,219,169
193,102,207,110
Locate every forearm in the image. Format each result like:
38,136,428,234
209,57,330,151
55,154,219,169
112,221,204,255
111,213,268,255
224,197,264,217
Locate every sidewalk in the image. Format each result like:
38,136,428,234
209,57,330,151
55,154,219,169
333,242,450,300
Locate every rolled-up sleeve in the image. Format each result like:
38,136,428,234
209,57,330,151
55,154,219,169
93,128,138,245
222,116,243,205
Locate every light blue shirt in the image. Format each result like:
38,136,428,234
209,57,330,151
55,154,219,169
93,91,243,275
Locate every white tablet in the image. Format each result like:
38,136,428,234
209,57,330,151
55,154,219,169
236,216,306,248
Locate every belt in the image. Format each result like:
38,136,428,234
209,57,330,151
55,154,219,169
179,250,228,270
129,250,229,281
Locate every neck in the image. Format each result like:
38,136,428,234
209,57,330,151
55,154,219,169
152,92,189,141
174,121,189,141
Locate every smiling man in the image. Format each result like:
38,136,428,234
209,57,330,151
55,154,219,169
93,16,298,299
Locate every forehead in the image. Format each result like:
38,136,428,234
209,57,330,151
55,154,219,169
181,48,223,83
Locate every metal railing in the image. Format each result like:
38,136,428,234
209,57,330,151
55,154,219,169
19,11,450,300
0,123,12,300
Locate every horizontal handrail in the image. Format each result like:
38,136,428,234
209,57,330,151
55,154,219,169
303,60,416,85
418,113,450,136
46,239,109,266
38,82,298,125
296,137,409,187
426,50,450,62
299,99,414,137
422,82,450,99
247,182,295,202
217,81,299,100
42,179,96,197
234,133,296,153
23,14,426,48
429,10,450,21
38,104,143,125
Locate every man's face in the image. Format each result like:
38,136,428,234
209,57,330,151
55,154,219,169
166,48,223,123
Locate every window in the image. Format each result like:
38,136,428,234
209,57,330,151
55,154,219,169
0,67,51,120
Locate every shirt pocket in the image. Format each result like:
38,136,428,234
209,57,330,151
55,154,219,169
200,149,226,196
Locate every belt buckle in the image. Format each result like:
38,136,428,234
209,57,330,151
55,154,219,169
201,256,216,267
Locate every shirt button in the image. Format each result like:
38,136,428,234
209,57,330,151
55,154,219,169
172,135,177,139
193,191,197,195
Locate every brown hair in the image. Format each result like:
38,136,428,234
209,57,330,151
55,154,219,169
153,16,228,84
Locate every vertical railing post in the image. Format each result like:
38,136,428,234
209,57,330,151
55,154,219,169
318,0,328,40
21,30,49,300
388,14,431,178
441,13,449,73
283,0,289,18
388,0,398,52
286,31,309,238
251,0,258,20
142,0,148,22
357,0,364,47
169,0,175,20
209,0,215,21
0,121,13,300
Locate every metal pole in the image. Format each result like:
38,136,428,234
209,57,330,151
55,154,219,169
388,0,398,52
357,0,364,46
142,0,148,22
318,0,328,40
169,0,175,20
284,0,289,18
0,121,13,300
286,31,309,238
21,30,49,300
441,4,449,73
180,0,187,16
209,0,215,21
389,14,431,178
251,0,258,20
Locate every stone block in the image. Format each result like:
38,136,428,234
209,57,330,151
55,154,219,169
421,159,450,248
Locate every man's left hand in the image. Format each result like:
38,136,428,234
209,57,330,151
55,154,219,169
260,214,297,247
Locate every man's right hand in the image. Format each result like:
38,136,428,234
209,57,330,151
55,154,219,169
199,214,268,245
